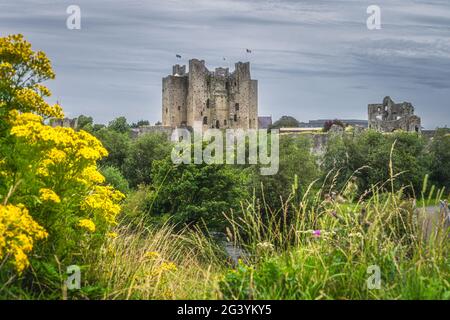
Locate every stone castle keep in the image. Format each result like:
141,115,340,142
368,96,422,133
162,59,258,129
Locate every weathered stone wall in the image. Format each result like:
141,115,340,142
131,125,173,139
162,59,258,130
50,117,78,129
162,75,188,127
368,96,421,132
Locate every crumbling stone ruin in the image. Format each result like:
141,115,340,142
162,59,258,129
368,96,421,133
50,117,78,129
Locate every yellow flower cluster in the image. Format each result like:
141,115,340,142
0,62,15,79
10,111,108,162
0,34,126,275
81,165,105,184
78,219,96,233
146,251,160,259
0,204,48,273
0,34,55,80
144,251,177,275
14,88,64,119
39,188,61,203
159,261,178,272
82,186,125,225
107,232,118,239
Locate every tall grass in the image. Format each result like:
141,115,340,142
219,165,449,299
10,152,446,300
81,217,226,299
85,172,448,300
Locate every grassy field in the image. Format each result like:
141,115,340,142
69,179,449,300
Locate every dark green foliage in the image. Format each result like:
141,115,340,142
108,116,130,134
322,130,431,195
323,119,346,132
76,115,94,131
429,128,450,190
148,157,250,229
131,120,150,128
270,116,300,129
253,135,319,208
122,133,172,188
101,166,130,194
94,127,131,169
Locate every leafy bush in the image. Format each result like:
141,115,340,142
323,119,346,132
429,128,450,190
269,116,300,129
253,135,319,209
94,126,131,169
101,166,130,194
322,130,431,196
122,133,172,188
148,156,250,230
0,34,123,292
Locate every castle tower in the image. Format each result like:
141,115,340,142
162,59,258,130
162,65,188,127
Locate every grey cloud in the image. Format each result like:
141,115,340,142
0,0,449,128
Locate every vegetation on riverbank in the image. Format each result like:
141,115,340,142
1,34,449,300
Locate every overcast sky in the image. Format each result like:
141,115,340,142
1,0,449,128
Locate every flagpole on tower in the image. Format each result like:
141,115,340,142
245,48,252,62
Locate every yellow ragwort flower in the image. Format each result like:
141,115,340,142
0,204,48,274
39,188,61,203
78,219,96,233
145,251,160,259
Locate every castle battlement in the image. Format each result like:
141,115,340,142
162,59,258,129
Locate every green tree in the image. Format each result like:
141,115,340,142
131,120,150,128
76,114,94,131
254,135,319,208
429,128,450,190
322,130,430,196
108,116,130,134
94,127,131,169
101,166,130,194
149,158,250,229
122,133,172,187
270,116,300,129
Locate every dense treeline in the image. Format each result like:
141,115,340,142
75,114,449,230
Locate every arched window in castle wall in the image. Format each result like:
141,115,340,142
203,116,208,125
216,120,220,128
235,103,239,111
234,114,238,122
206,99,210,108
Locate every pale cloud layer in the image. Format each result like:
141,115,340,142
1,0,449,128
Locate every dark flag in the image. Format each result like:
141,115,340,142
176,54,182,59
246,49,252,53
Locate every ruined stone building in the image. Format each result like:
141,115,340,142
368,96,421,132
162,59,258,129
50,117,78,129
